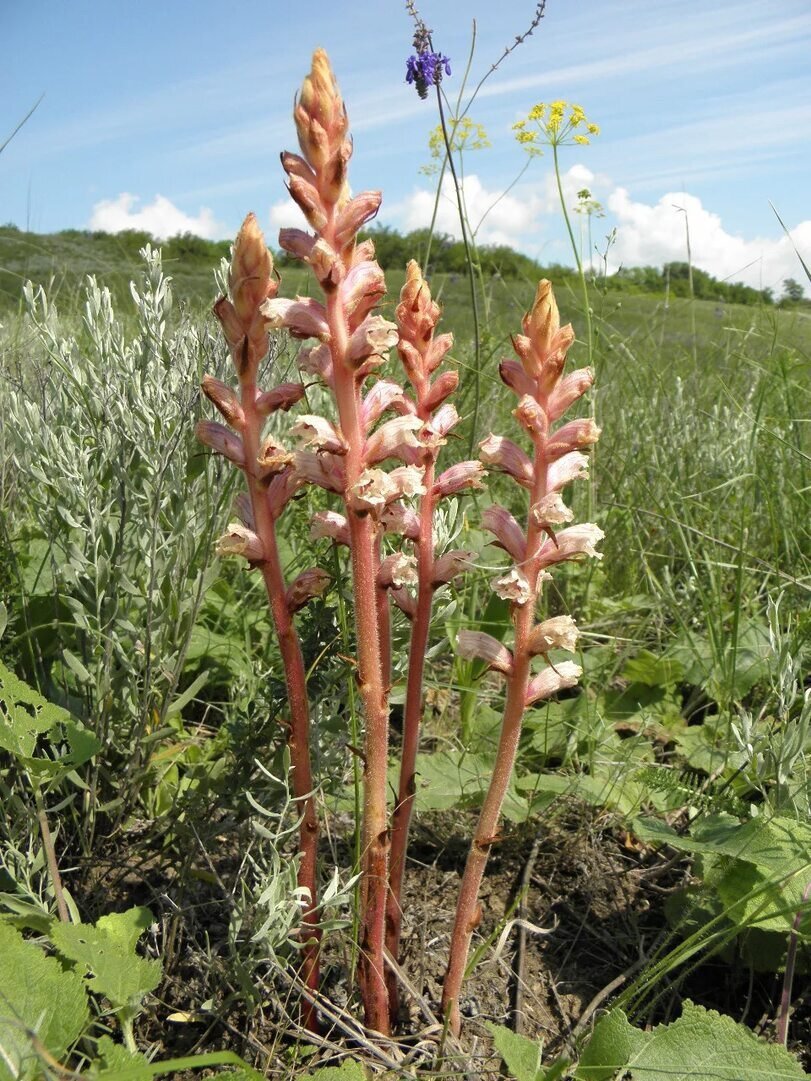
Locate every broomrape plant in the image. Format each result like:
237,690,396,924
198,50,600,1036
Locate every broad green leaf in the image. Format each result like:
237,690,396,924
486,1021,544,1081
0,922,89,1081
93,1035,151,1081
621,649,685,688
411,750,528,822
51,906,161,1009
578,1001,807,1079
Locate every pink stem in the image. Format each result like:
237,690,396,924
442,454,548,1035
324,268,391,1034
241,377,321,1032
385,459,435,1019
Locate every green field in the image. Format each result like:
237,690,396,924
0,231,810,1076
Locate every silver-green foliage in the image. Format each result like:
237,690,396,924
2,249,232,799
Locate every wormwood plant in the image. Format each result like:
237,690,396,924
197,50,600,1036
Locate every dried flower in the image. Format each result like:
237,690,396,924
215,522,265,562
286,568,331,613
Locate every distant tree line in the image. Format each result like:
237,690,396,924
4,222,800,308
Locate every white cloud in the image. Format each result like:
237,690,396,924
88,193,226,239
268,198,309,234
608,188,811,296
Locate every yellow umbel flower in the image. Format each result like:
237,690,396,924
512,99,600,151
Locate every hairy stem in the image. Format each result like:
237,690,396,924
442,459,548,1034
385,460,436,1018
241,377,321,1032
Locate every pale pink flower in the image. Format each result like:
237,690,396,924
479,434,534,488
260,296,330,341
547,451,590,492
499,358,535,398
349,316,399,369
292,414,349,455
286,568,331,613
267,469,304,519
297,343,333,384
340,260,386,321
278,228,316,261
428,403,460,440
423,370,459,412
309,238,343,286
310,510,349,545
538,523,604,565
202,375,245,429
364,415,423,463
196,420,245,467
256,382,306,415
530,492,574,528
379,502,420,540
295,449,346,493
388,465,427,499
545,418,601,460
492,566,533,606
456,630,514,676
233,491,254,530
432,549,475,586
334,191,383,250
378,552,418,589
528,615,579,655
434,460,487,498
525,661,582,706
481,505,526,562
285,173,328,233
348,468,397,512
362,379,409,429
257,437,295,477
215,522,264,562
546,368,594,421
391,587,417,619
512,395,548,440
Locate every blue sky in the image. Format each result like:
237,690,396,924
3,0,810,295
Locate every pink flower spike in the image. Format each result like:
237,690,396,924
215,522,265,562
201,375,245,429
364,415,423,464
547,368,595,421
260,296,330,341
292,414,349,455
525,661,582,706
491,566,533,606
457,630,514,676
310,510,350,545
295,449,346,493
538,523,605,565
499,358,535,398
545,418,601,460
286,568,331,614
196,420,246,467
547,451,590,492
530,492,574,528
528,615,579,655
379,502,420,540
433,549,475,587
434,460,487,498
256,382,306,415
378,552,418,589
362,379,408,430
479,434,534,488
481,505,526,563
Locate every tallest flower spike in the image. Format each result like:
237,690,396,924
262,51,400,1035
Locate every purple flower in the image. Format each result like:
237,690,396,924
405,51,452,99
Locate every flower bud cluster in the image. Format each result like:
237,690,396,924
461,279,602,704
